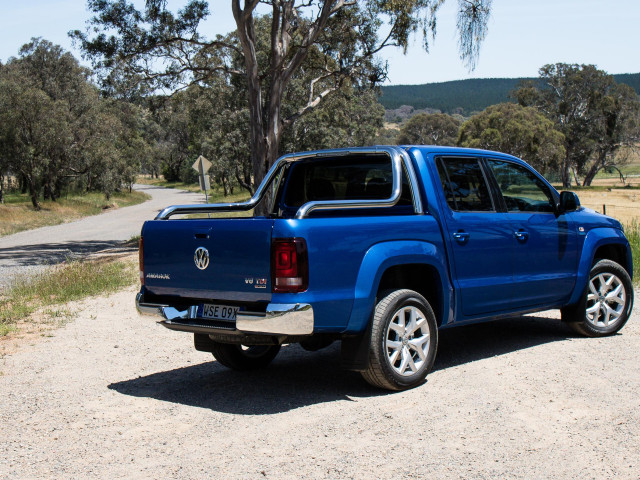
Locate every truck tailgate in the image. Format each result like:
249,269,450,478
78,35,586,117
142,218,274,302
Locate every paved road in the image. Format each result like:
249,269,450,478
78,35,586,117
0,184,205,289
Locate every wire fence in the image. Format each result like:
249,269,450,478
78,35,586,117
581,203,640,225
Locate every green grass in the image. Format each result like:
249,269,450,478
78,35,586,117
594,163,640,178
626,221,640,286
0,257,138,336
0,190,150,237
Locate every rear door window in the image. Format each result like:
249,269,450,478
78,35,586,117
436,157,495,212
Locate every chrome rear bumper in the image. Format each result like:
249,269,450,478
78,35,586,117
135,293,314,335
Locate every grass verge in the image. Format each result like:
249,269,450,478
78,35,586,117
626,221,640,286
0,190,150,237
0,257,138,336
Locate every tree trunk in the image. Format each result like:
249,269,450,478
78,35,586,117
44,182,53,201
582,162,602,187
582,150,614,187
222,175,230,196
55,177,65,200
571,167,580,187
20,174,28,194
233,2,268,212
561,154,572,188
235,160,253,195
26,175,41,210
0,174,4,204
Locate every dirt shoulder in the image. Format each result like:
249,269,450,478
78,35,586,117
0,287,638,479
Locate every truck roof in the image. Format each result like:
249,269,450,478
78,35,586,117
400,145,522,162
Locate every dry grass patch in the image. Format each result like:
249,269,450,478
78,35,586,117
0,190,150,237
0,255,138,339
574,188,640,225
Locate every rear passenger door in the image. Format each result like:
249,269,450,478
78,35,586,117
436,157,514,316
485,159,578,308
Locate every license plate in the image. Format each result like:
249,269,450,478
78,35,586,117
201,304,239,321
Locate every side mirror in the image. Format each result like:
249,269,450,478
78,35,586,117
558,191,580,213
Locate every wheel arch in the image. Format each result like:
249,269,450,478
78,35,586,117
567,228,633,306
593,243,629,273
345,240,453,333
377,264,444,327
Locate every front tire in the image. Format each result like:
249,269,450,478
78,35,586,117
361,289,438,391
210,342,281,371
562,259,634,337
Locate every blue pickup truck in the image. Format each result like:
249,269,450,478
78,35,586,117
136,146,634,390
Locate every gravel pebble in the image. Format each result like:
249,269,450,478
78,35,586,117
0,287,638,479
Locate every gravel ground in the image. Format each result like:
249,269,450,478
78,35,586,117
0,184,205,290
1,287,638,479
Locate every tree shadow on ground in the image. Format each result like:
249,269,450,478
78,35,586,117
109,315,576,414
0,240,131,266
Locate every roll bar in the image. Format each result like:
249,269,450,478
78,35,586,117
155,146,423,220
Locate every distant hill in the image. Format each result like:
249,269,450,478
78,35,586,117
380,73,640,116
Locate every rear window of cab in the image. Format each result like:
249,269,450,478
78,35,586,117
275,155,414,217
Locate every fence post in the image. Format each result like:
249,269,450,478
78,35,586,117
603,204,606,215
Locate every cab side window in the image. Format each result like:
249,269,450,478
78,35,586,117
488,160,556,213
437,157,495,212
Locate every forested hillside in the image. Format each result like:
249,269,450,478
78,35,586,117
380,73,640,114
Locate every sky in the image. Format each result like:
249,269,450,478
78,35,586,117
0,0,638,85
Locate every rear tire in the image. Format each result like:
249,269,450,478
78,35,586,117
210,342,281,370
361,289,438,391
562,259,634,337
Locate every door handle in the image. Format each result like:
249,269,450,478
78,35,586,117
452,231,470,244
514,230,529,242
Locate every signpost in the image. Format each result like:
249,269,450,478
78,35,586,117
192,155,212,204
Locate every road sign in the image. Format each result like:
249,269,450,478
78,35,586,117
192,155,212,174
192,155,212,203
199,175,211,191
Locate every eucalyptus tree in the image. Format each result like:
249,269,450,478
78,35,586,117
457,102,565,176
0,58,60,209
515,64,640,186
281,88,384,153
0,39,153,207
73,0,493,200
396,112,462,145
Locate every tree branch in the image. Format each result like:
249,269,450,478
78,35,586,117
283,78,345,127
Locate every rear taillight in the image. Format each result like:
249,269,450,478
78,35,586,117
139,237,144,285
271,238,308,293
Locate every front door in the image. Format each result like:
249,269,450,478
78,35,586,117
486,159,578,308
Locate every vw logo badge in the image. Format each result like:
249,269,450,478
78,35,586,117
194,247,210,270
